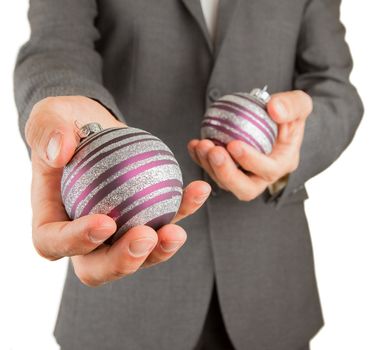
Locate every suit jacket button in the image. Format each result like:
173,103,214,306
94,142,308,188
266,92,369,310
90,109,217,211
208,87,221,102
292,185,304,194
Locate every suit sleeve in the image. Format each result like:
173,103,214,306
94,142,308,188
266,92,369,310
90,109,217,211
13,0,125,151
275,0,364,207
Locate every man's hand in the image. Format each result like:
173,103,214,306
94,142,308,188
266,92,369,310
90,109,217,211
188,90,312,201
26,96,211,287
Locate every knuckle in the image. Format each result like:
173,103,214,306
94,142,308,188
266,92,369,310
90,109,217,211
288,156,300,172
78,273,100,287
33,241,58,261
26,96,70,149
78,274,95,287
24,111,40,148
59,241,77,258
295,90,313,117
72,263,101,287
217,182,227,190
111,264,134,279
34,96,63,112
263,170,279,183
236,192,253,202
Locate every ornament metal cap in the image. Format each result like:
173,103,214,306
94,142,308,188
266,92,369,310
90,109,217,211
75,121,103,139
249,86,271,106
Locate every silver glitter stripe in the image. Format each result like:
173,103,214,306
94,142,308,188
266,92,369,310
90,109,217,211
201,124,272,154
222,94,278,136
116,195,182,235
64,150,177,216
90,182,182,220
62,135,161,192
66,138,171,196
205,108,273,151
72,160,181,218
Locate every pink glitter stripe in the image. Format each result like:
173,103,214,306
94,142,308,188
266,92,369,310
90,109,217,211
70,150,173,217
63,131,151,190
214,100,276,140
201,121,263,153
76,158,177,218
203,116,267,150
109,211,177,244
145,212,177,230
107,179,183,219
230,94,277,138
62,136,159,197
115,191,182,231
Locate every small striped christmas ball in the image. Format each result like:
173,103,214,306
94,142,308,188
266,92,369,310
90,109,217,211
61,123,183,244
201,87,278,154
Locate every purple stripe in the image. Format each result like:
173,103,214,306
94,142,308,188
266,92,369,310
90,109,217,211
229,95,277,138
145,212,177,230
63,131,152,190
115,191,182,231
75,128,121,154
75,158,178,218
63,136,159,198
213,100,276,140
107,179,183,219
212,102,275,143
203,116,269,150
205,137,226,147
201,121,264,153
108,211,178,244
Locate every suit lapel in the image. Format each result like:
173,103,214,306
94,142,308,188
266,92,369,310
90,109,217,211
180,0,213,53
180,0,239,57
214,0,239,58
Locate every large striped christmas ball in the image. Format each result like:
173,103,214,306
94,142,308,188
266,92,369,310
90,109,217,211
61,123,183,244
201,87,278,154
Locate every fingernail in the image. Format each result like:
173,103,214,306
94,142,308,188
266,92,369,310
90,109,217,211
209,152,224,166
129,239,156,257
89,226,113,244
193,193,210,204
231,145,243,158
46,132,62,161
160,240,183,253
273,100,287,119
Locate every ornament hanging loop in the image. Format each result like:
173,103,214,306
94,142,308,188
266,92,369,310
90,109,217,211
249,85,271,106
74,120,103,139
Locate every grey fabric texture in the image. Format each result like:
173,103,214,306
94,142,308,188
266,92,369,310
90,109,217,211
14,0,363,349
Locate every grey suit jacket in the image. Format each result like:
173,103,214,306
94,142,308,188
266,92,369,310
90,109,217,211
14,1,364,349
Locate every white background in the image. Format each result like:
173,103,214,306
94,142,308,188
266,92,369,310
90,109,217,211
0,1,373,349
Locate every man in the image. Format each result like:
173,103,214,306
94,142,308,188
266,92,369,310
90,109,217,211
14,0,363,349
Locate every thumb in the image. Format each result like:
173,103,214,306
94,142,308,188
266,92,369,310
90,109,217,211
267,90,313,124
25,104,79,169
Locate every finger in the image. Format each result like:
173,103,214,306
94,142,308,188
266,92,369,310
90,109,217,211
33,214,117,260
226,121,305,183
194,140,228,190
142,224,187,268
31,147,117,260
25,102,80,169
268,90,313,124
227,140,289,183
187,139,201,165
72,225,158,286
207,146,268,201
171,180,211,224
